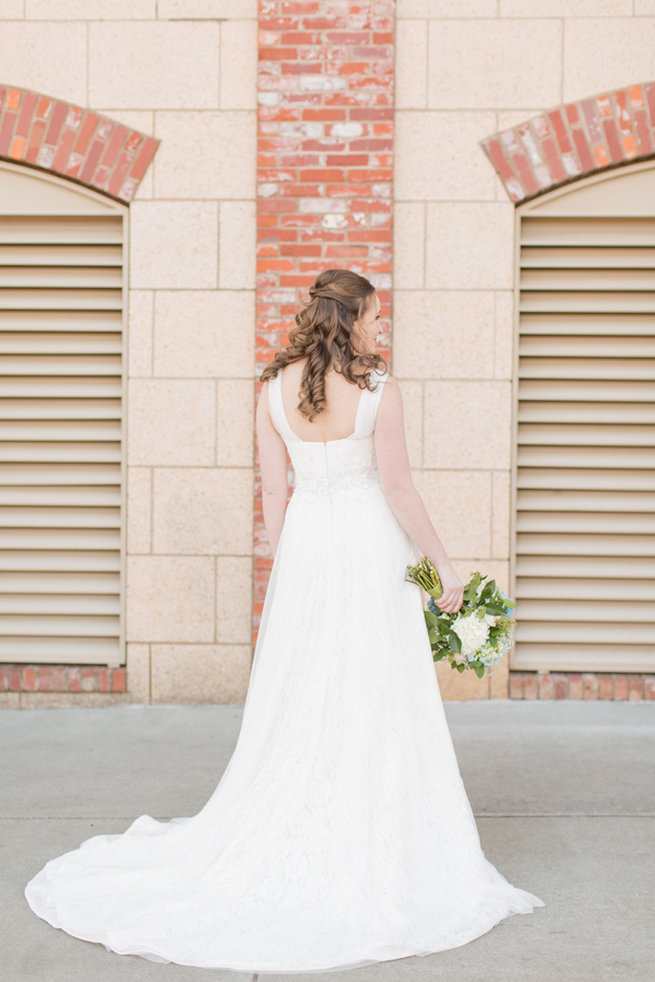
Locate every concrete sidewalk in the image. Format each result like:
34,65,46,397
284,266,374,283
3,700,654,982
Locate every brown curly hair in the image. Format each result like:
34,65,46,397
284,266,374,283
259,268,388,423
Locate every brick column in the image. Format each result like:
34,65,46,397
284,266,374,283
253,0,395,643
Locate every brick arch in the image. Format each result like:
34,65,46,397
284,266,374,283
0,84,159,202
480,81,655,204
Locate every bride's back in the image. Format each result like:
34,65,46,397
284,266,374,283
279,358,371,444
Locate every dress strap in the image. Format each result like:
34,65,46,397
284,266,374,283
266,370,298,442
354,368,389,437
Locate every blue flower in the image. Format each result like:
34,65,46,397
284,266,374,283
498,589,514,613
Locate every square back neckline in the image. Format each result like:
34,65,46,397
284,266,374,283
276,365,369,445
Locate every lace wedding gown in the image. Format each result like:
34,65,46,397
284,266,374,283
24,366,544,973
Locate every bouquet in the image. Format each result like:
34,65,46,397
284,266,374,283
405,556,516,678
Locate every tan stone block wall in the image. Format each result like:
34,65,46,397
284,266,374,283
151,645,252,705
0,1,384,705
393,8,525,699
90,5,257,703
394,0,655,698
0,20,87,103
393,14,513,700
426,20,562,109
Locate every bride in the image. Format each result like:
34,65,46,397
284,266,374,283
24,267,544,973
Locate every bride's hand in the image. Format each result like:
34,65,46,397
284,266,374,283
434,564,464,614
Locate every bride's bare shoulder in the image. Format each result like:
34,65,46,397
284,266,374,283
378,370,398,390
376,372,403,416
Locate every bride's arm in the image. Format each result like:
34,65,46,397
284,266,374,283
374,375,464,614
255,380,289,557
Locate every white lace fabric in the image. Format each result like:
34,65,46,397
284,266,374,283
24,365,544,973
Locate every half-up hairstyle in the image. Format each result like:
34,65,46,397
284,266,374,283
259,268,388,423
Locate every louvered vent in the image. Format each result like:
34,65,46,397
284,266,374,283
513,213,655,672
0,211,125,664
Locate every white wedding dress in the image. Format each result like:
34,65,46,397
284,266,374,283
24,366,544,973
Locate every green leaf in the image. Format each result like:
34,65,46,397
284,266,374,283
473,662,485,678
448,631,462,653
463,571,482,601
484,602,506,615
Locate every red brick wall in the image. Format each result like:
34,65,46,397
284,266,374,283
0,664,126,694
509,671,655,701
253,0,395,644
481,82,655,204
0,84,158,201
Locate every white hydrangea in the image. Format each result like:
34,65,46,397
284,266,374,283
451,612,490,659
478,642,505,667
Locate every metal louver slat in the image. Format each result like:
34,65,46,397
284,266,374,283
521,246,655,268
0,243,122,265
516,511,655,534
0,332,122,354
3,420,121,440
0,288,122,310
519,335,655,357
0,571,119,592
515,598,655,622
0,637,119,661
517,488,655,511
518,446,653,468
0,399,121,420
2,356,121,375
513,205,655,672
0,486,120,505
2,529,120,548
0,205,125,666
1,506,120,528
0,267,122,288
0,550,120,572
0,310,121,331
521,313,655,335
0,614,119,635
0,463,121,485
521,268,655,290
516,533,654,557
510,644,653,672
517,577,655,601
0,216,123,243
520,291,655,313
4,595,119,615
519,379,653,400
516,554,653,577
516,622,653,644
518,423,655,446
0,444,121,463
517,468,655,491
520,216,655,245
519,402,655,424
519,357,655,379
0,377,121,397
